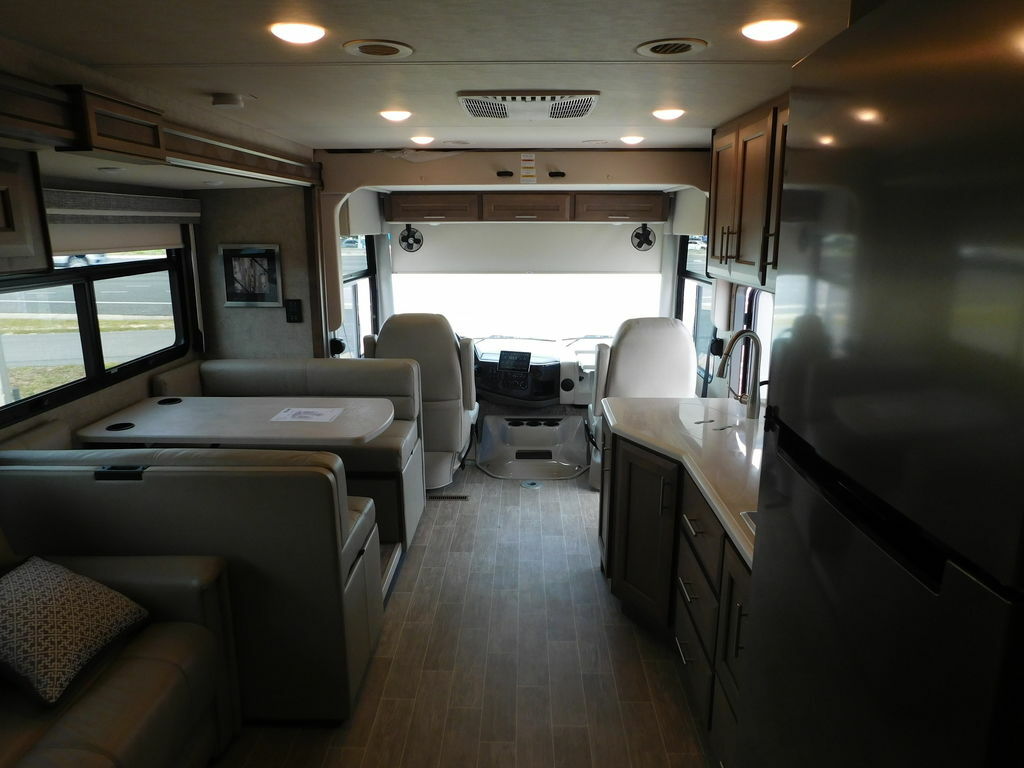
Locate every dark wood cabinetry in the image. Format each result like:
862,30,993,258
385,192,480,222
610,438,678,626
715,540,751,708
481,193,571,221
574,192,668,221
707,96,787,288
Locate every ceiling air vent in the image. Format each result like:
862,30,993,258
457,91,599,121
635,38,708,59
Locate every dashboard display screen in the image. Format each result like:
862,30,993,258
497,350,532,372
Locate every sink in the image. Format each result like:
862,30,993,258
740,509,758,535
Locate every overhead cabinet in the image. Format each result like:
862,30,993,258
707,96,787,289
383,191,669,222
482,193,571,221
574,192,669,221
384,192,481,222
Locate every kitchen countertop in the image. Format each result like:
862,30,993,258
602,397,762,567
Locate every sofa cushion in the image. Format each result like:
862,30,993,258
0,558,148,704
11,622,216,768
332,419,417,473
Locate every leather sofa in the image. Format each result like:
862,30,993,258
150,357,426,548
0,548,237,768
0,446,382,722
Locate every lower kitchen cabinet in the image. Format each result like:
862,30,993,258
603,433,753,768
610,438,678,626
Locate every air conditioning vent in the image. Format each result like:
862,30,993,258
457,91,599,121
635,38,708,59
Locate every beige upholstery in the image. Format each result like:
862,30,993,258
150,357,425,547
0,555,235,768
0,448,382,721
588,318,698,489
0,421,72,450
367,314,478,489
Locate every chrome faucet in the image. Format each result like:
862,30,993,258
715,330,763,419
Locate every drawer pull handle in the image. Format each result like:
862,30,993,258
674,637,691,666
678,576,696,603
682,514,703,538
422,215,446,219
608,215,630,219
733,601,747,658
514,215,539,219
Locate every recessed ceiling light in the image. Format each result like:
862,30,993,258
270,23,326,44
652,109,685,120
96,166,126,174
380,110,412,122
620,136,645,145
741,20,800,41
211,93,244,109
853,108,882,123
410,136,435,145
818,135,836,146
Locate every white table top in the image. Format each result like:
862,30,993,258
77,396,395,448
602,397,763,567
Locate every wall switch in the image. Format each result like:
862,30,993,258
284,299,303,323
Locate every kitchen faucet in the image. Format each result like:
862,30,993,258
715,330,763,419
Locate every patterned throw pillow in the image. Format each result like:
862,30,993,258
0,557,148,704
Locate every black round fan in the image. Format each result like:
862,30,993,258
399,224,423,252
631,224,655,251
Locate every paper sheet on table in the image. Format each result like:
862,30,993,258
271,407,343,423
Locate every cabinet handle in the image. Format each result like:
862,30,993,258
718,226,727,264
682,514,703,538
608,215,630,219
514,215,539,219
674,637,692,666
423,215,446,219
677,576,696,603
732,601,747,658
723,226,739,261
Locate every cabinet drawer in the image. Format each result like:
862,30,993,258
676,537,719,658
679,472,725,587
482,193,571,221
673,587,713,726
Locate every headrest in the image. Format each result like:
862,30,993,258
605,317,698,398
374,314,462,401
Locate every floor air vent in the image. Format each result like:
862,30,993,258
427,494,469,501
516,450,554,460
458,91,599,120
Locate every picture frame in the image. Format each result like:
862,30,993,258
220,244,282,307
0,148,53,276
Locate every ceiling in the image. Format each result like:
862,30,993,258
4,0,850,152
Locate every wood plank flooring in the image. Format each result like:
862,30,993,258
214,466,707,768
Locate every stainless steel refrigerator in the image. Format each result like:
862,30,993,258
739,1,1024,766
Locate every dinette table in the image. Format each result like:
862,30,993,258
76,396,395,448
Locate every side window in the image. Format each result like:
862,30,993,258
680,277,715,382
1,248,188,423
337,236,377,357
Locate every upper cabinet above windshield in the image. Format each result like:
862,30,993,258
383,191,669,222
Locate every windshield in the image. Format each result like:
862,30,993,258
391,272,661,356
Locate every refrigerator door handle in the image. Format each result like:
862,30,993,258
732,600,747,658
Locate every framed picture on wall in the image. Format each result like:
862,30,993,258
0,148,53,276
220,244,282,307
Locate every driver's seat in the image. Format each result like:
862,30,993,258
588,317,698,489
364,313,478,489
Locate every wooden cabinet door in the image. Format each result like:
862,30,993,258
708,127,738,274
715,540,751,708
574,192,669,222
481,193,571,221
760,105,789,289
385,192,480,221
733,112,774,270
610,439,679,626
